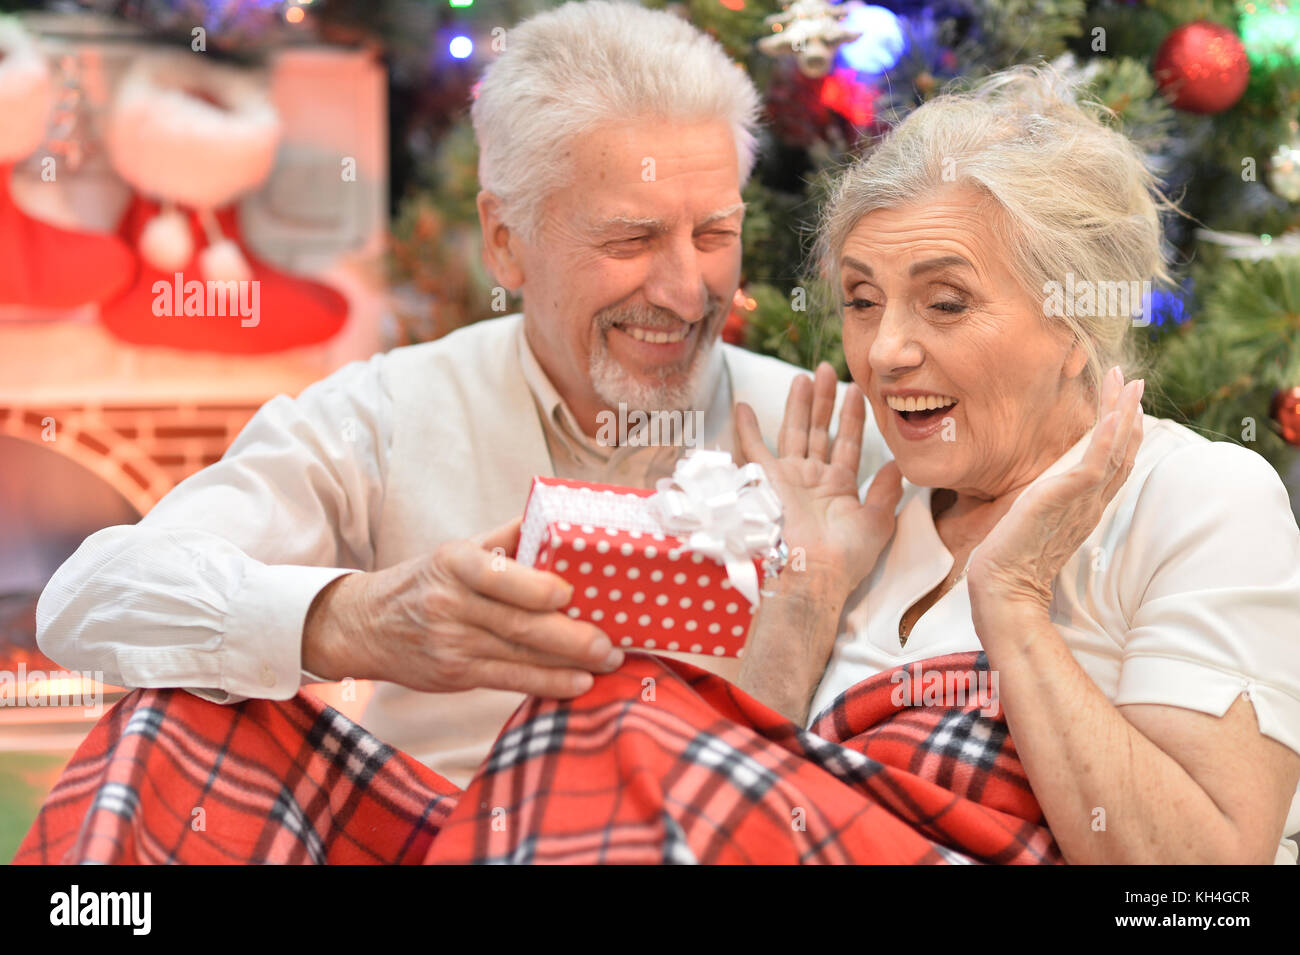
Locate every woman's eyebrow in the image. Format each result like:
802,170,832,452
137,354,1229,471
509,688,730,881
841,254,976,278
842,256,872,277
909,255,973,276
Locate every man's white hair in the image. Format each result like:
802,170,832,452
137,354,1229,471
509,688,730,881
471,0,762,241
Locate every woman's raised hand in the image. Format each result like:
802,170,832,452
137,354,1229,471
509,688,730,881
967,366,1145,624
736,362,904,602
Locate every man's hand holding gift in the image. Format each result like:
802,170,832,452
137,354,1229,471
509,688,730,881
301,364,890,718
301,519,624,700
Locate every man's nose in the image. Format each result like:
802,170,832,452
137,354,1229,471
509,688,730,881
643,235,710,323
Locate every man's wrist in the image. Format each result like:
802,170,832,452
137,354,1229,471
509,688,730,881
302,571,367,681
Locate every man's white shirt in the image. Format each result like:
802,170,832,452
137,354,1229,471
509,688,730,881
36,314,888,787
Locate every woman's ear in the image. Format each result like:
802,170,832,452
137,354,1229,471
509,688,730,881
476,190,526,292
1062,341,1089,382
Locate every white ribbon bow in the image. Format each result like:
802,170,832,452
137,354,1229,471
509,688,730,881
651,449,784,605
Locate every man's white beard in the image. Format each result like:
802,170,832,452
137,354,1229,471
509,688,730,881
589,333,715,414
589,301,724,414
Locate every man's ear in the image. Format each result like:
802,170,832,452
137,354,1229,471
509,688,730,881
476,190,526,292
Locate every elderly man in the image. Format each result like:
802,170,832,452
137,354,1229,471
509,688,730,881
36,0,886,789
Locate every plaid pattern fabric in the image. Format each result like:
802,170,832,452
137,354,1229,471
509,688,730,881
14,688,459,864
15,650,1061,865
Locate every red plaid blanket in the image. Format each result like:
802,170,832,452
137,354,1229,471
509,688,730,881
15,651,1062,864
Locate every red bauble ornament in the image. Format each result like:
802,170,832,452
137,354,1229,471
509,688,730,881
766,77,828,147
1270,387,1300,447
1153,21,1250,114
819,68,875,128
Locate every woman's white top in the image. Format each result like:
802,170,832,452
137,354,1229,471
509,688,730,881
809,415,1300,864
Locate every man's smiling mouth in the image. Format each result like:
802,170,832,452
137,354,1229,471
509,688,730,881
617,324,692,344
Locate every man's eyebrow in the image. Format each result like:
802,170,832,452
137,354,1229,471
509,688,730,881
587,202,745,237
695,202,746,229
589,215,670,235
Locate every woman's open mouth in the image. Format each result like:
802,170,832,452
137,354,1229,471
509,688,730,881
884,393,958,439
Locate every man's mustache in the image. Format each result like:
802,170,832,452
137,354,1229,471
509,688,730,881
595,299,726,332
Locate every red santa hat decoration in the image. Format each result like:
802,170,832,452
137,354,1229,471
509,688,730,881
106,53,279,283
99,52,347,352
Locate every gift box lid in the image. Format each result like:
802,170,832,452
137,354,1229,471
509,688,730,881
517,476,672,568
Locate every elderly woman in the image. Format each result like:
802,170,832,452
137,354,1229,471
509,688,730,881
735,66,1300,865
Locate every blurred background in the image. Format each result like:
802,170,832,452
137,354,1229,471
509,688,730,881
1,0,1298,861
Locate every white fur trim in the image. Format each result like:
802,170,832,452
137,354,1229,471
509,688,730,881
107,53,280,209
199,238,251,283
0,18,52,163
139,209,194,271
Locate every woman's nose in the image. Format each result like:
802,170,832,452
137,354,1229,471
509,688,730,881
868,304,924,374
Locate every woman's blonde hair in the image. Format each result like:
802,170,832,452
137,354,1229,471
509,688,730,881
817,64,1178,397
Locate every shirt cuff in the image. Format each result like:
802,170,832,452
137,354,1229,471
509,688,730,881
221,564,362,700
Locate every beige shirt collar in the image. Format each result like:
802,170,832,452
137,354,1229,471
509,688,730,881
515,318,732,485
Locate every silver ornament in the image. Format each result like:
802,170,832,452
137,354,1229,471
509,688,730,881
1267,136,1300,203
757,0,862,79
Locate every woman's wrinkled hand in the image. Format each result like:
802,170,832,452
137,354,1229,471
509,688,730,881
736,362,904,602
968,366,1145,624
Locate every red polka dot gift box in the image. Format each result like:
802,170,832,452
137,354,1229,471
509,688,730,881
516,451,787,658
